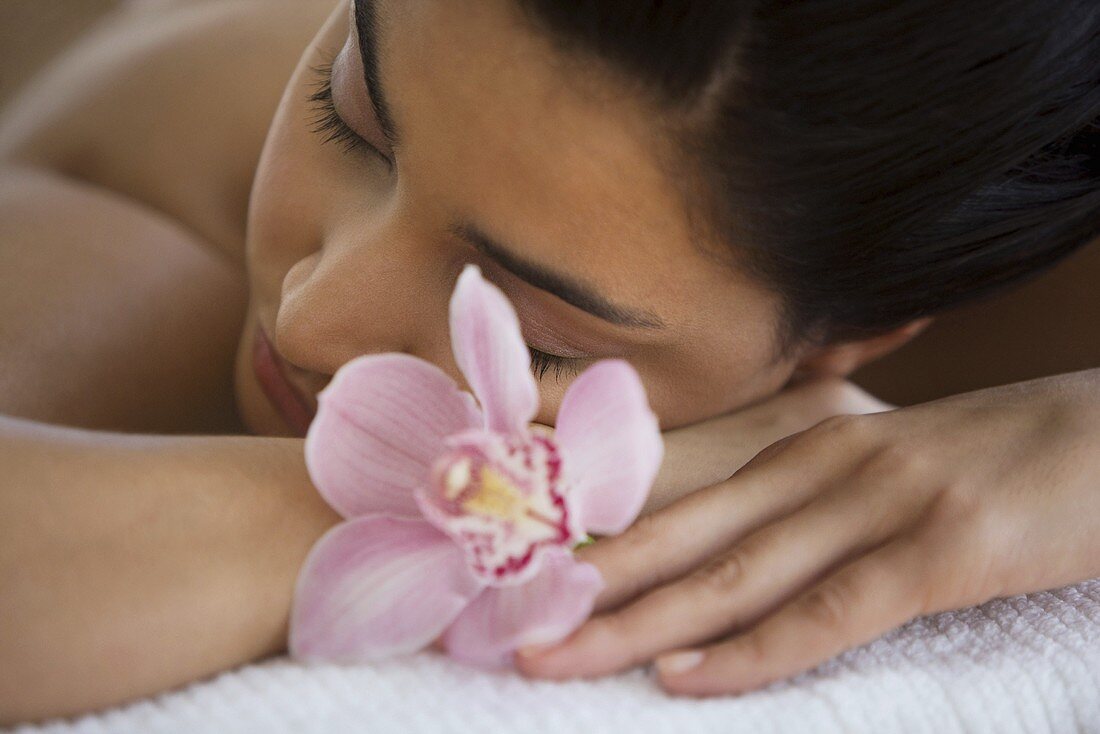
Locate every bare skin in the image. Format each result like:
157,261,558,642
0,0,1097,722
0,7,895,720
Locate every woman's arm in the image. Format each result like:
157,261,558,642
0,372,887,724
0,415,341,726
645,376,892,514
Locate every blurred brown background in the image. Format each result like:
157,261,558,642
0,1,122,105
1,0,1096,406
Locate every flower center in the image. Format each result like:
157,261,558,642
420,429,583,587
443,460,566,529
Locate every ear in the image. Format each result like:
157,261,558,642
792,317,933,380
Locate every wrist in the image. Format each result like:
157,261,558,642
235,437,343,655
156,434,342,658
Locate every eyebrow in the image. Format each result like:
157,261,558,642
353,0,400,146
451,224,666,329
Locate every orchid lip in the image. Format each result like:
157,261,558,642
420,428,581,587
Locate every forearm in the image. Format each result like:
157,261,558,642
645,377,892,514
0,416,340,725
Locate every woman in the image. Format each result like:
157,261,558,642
0,0,1097,722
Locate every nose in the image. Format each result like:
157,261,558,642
272,230,455,381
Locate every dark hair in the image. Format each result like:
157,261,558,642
517,0,1100,350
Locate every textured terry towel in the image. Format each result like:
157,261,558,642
10,578,1100,734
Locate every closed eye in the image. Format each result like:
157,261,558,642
306,61,394,169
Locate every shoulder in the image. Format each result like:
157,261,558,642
0,164,249,433
0,0,336,267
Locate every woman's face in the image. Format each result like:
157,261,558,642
234,0,799,439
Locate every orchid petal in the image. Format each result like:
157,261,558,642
305,353,481,519
290,515,484,662
555,360,663,535
442,548,605,669
449,265,539,435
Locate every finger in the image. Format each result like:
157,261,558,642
517,477,909,679
576,430,850,617
738,412,878,475
654,535,929,697
577,477,805,617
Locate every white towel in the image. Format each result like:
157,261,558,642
11,578,1100,734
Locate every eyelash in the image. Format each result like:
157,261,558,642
529,347,583,381
307,62,392,167
308,64,580,384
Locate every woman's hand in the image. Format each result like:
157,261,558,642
514,369,1100,697
427,376,891,654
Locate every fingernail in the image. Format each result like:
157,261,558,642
516,642,558,659
656,650,705,676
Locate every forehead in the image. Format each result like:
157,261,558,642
366,0,783,365
380,4,725,302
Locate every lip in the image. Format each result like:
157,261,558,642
251,323,318,438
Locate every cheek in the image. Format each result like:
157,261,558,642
246,137,325,309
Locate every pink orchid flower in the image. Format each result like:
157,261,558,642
289,264,663,670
